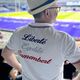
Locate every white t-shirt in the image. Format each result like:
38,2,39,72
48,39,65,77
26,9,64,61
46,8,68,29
7,23,80,80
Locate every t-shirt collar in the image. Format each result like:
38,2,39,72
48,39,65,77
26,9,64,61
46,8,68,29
29,23,53,28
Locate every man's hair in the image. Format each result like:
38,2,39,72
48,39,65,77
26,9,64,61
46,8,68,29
33,11,44,19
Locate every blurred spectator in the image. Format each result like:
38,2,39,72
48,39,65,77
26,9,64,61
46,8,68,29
73,8,76,11
0,49,18,80
63,60,76,80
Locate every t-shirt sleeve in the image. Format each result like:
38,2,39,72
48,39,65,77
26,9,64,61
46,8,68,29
6,30,20,53
63,34,80,63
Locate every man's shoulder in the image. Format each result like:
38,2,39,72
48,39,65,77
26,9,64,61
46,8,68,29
13,24,31,35
55,30,70,39
16,25,29,32
55,30,75,45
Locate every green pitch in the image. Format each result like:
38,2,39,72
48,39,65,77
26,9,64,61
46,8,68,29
0,11,80,21
0,12,33,18
57,12,80,21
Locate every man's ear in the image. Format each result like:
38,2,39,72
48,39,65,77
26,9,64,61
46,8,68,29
44,9,50,17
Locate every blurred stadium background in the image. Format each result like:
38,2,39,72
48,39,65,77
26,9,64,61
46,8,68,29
0,0,80,48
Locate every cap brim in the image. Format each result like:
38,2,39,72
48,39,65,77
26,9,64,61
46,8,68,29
29,1,57,15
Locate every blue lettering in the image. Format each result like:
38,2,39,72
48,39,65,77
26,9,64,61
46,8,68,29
22,34,47,44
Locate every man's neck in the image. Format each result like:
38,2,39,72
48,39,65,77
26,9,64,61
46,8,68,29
35,19,53,23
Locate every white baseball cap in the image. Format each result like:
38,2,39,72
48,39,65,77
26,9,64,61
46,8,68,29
27,0,57,15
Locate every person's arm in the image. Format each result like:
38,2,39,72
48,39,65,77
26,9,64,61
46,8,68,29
72,60,80,80
73,73,80,80
73,60,80,72
1,46,22,73
9,68,18,80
